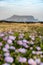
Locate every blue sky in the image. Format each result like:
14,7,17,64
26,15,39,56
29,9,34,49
0,0,43,20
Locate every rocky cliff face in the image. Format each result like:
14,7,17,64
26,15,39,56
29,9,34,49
6,15,38,22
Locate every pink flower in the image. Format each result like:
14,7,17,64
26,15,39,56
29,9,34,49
7,39,12,44
9,46,15,50
0,33,5,37
9,36,16,40
18,57,27,63
0,42,2,46
5,44,10,49
17,40,23,45
2,63,10,65
36,51,42,55
22,39,28,43
18,48,27,53
28,59,36,65
22,43,29,48
18,33,24,39
5,56,14,63
4,53,10,57
3,36,8,41
40,62,43,65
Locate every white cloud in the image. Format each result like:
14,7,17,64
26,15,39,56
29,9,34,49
0,0,43,20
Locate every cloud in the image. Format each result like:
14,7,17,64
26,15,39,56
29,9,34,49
0,0,43,20
0,0,43,4
0,0,42,7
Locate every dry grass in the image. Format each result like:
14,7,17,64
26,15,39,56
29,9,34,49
0,22,43,32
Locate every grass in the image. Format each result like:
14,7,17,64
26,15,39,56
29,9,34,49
0,22,43,33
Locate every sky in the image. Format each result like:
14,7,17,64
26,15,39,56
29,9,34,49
0,0,43,21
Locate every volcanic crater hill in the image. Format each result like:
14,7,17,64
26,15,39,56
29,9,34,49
5,15,38,22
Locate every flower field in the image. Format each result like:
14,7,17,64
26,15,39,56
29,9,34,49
0,23,43,65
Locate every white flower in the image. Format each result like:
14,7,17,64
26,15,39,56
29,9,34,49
30,47,33,50
32,51,36,54
3,48,9,52
36,46,41,51
30,41,34,45
29,35,35,40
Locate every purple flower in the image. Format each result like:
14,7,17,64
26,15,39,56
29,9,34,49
3,36,8,41
9,36,16,40
35,58,41,64
17,40,23,46
22,43,29,48
36,51,42,55
4,53,10,57
18,57,27,63
22,39,28,43
7,39,12,44
9,46,15,50
0,33,5,37
5,56,14,63
18,33,24,39
2,63,10,65
8,31,14,34
0,42,2,46
40,62,43,65
18,48,27,53
28,58,36,65
5,44,10,49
